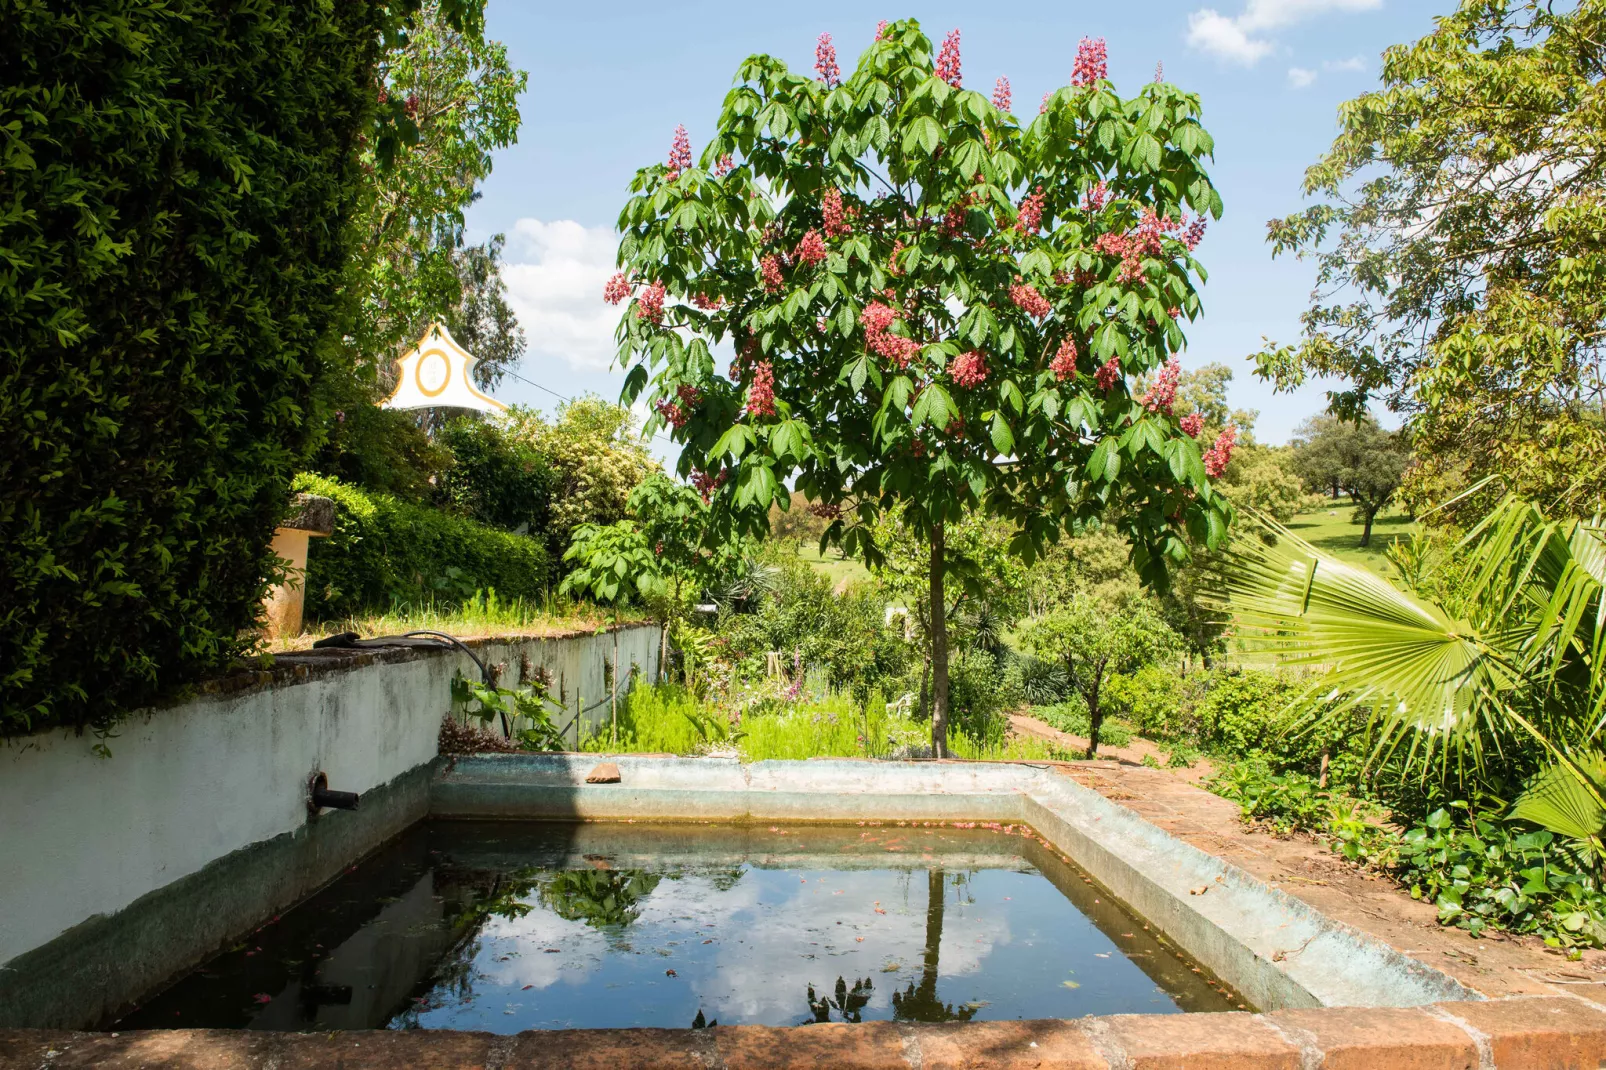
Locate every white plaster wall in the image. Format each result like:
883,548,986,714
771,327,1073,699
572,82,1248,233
0,624,659,971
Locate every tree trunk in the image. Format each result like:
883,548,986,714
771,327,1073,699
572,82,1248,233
1085,661,1107,758
918,652,931,723
1331,480,1339,500
929,522,950,759
1360,507,1377,547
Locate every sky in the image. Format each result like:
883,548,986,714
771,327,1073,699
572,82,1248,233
465,0,1443,459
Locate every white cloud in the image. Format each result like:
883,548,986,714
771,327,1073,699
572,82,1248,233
1287,67,1318,88
1186,10,1276,65
1186,0,1381,66
1323,55,1367,72
501,218,621,372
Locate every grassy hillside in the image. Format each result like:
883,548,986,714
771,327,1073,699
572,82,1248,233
1283,502,1415,577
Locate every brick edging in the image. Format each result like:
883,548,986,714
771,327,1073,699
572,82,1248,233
5,996,1606,1068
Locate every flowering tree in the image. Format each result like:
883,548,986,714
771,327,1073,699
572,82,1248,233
606,21,1230,755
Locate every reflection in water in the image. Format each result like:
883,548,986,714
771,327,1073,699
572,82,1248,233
116,821,1245,1032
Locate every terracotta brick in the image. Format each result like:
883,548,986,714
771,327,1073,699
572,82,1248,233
1267,1007,1476,1070
714,1022,909,1069
1090,1013,1302,1070
508,1028,713,1069
1435,996,1606,1069
281,1029,495,1069
1558,983,1606,1011
909,1020,1109,1069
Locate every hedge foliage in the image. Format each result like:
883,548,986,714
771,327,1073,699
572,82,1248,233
294,474,549,620
0,1,394,734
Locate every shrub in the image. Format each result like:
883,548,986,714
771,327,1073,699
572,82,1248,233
1033,699,1134,748
295,473,548,618
1104,665,1188,740
1,1,390,733
1195,669,1296,756
435,416,553,533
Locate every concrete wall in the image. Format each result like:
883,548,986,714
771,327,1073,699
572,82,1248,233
0,623,658,1028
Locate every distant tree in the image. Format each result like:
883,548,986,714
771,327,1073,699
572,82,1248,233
1291,415,1411,546
1254,0,1606,517
1018,594,1177,755
506,399,660,563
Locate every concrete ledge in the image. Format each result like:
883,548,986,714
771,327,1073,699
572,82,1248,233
431,756,1479,1011
4,997,1603,1068
0,761,439,1030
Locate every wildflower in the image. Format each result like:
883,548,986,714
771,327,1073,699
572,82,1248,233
1094,357,1121,391
636,281,666,325
1140,357,1181,414
935,29,962,88
950,350,988,389
1010,282,1053,318
666,125,692,180
1016,186,1045,235
815,32,841,86
822,188,850,237
1180,412,1204,437
760,255,784,293
603,272,632,304
992,76,1012,111
1203,426,1237,477
1071,37,1108,88
747,360,777,417
1049,338,1078,381
796,229,827,265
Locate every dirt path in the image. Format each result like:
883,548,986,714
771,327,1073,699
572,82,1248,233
1012,722,1606,1000
1008,711,1218,784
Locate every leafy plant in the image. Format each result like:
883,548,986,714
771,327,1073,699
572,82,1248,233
450,671,561,749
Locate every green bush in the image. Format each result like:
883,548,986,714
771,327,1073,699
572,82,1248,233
434,417,553,533
1033,699,1134,748
0,1,392,733
1104,665,1189,740
295,473,548,618
1195,669,1297,756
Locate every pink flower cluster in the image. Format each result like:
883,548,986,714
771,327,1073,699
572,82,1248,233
887,239,905,275
815,32,841,86
1139,357,1180,415
1071,37,1108,88
636,281,666,325
603,272,631,304
808,501,843,520
1154,61,1164,83
1204,426,1237,477
1050,337,1078,381
692,292,723,310
691,468,728,502
666,125,692,180
1094,357,1122,391
1180,412,1204,437
1184,215,1207,250
950,351,987,388
747,360,777,417
1010,282,1053,318
1095,208,1180,284
796,229,827,265
875,19,889,41
760,255,784,293
1040,91,1052,114
714,154,734,177
861,301,919,368
935,29,962,88
943,201,969,237
992,76,1012,111
1083,180,1109,213
1016,186,1045,235
822,188,851,237
656,384,702,430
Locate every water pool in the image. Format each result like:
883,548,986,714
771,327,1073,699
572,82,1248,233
117,820,1243,1031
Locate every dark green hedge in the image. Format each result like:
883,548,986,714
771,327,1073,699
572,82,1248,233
295,474,549,619
0,1,390,734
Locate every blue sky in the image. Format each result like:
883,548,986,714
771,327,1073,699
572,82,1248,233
466,0,1441,457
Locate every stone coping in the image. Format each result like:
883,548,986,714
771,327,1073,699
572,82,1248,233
5,996,1606,1068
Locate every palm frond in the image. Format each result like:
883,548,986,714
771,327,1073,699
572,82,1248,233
1510,753,1606,844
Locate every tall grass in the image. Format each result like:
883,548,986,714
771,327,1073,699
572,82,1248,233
580,684,731,755
278,588,640,651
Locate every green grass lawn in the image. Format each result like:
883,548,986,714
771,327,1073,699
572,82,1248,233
1283,502,1415,577
794,542,873,587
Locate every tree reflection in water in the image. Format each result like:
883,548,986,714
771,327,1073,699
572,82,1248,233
891,869,978,1023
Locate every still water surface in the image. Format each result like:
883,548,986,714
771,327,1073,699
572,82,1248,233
117,820,1241,1031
